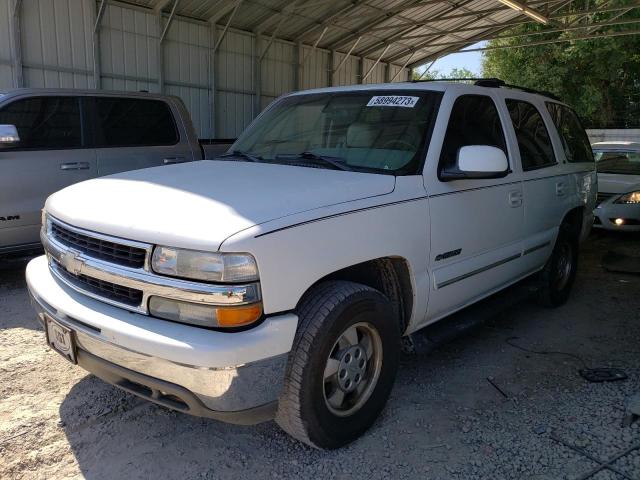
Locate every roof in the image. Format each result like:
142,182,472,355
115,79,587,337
141,0,637,69
592,141,640,150
286,79,562,103
0,88,176,101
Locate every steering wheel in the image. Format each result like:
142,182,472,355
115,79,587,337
381,139,416,150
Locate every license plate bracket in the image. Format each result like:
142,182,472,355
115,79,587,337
44,315,77,364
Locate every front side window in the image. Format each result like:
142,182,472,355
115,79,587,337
231,91,442,174
594,150,640,175
0,96,81,150
506,100,556,171
94,98,178,148
438,94,507,175
546,103,593,163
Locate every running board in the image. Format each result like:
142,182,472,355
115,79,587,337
410,279,540,354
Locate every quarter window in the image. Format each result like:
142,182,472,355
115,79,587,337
0,96,82,150
546,103,593,163
506,100,556,171
439,95,507,176
94,98,178,148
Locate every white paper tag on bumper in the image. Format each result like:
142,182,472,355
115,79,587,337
366,96,419,108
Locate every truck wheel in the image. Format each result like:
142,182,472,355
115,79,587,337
276,281,400,449
538,224,578,307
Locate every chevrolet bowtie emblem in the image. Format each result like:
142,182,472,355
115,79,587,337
60,251,83,276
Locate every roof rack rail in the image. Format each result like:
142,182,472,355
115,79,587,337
408,77,561,100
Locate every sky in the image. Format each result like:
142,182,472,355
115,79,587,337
415,41,486,77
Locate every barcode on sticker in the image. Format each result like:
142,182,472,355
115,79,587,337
366,96,419,108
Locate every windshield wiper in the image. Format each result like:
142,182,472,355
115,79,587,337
218,150,264,163
275,151,352,171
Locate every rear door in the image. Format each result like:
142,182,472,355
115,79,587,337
424,93,525,322
0,95,97,251
504,97,568,272
91,96,194,176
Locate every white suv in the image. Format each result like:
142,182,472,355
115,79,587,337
26,80,596,449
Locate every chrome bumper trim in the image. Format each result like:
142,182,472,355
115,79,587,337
30,291,286,414
42,223,261,314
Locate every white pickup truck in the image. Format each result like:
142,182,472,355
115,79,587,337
26,80,596,449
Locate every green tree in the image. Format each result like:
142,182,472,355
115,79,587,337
482,0,640,127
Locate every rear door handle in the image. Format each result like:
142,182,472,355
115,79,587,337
508,190,523,207
163,157,186,165
556,182,566,196
60,162,90,170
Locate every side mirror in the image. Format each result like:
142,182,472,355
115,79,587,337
440,145,509,181
0,125,20,144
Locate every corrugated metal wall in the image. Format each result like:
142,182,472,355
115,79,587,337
1,0,410,139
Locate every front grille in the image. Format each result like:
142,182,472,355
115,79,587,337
51,222,146,269
596,192,615,206
53,260,143,307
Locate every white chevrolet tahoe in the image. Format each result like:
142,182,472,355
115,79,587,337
26,80,596,449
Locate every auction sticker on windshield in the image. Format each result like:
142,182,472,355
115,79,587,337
367,96,419,108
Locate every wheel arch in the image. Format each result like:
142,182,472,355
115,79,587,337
295,257,414,335
561,205,585,241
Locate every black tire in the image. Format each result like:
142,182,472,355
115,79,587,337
275,280,400,449
538,223,579,307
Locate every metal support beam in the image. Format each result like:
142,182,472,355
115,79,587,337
294,41,302,90
91,0,107,89
301,26,328,65
362,44,390,82
332,36,361,75
357,56,363,84
258,0,303,61
253,34,262,117
208,21,217,138
9,0,23,88
390,51,415,82
384,62,390,83
328,50,334,86
212,0,243,53
414,28,640,58
160,0,180,44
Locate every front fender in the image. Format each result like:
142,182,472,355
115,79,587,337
220,197,430,326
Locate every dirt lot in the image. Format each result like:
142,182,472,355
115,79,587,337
1,231,639,480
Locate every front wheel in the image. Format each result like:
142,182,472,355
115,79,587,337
538,224,579,307
275,281,400,449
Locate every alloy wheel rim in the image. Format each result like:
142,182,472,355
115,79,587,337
322,322,383,417
554,242,573,291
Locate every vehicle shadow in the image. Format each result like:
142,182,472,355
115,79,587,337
0,258,41,331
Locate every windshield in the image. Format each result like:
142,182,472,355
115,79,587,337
594,150,640,175
230,90,442,174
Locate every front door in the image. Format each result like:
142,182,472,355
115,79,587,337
423,93,525,323
0,96,96,251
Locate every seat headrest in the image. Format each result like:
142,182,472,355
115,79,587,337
347,123,377,148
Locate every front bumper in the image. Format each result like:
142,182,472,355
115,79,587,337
27,255,298,424
594,202,640,232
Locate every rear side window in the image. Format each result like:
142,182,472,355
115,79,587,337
506,100,556,171
0,96,81,150
546,103,593,163
439,95,507,175
94,98,178,148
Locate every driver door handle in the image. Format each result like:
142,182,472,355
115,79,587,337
163,156,186,165
60,162,90,170
508,190,523,207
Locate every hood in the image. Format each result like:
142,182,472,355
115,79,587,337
46,160,395,250
597,172,640,194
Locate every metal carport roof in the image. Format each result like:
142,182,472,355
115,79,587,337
147,0,640,71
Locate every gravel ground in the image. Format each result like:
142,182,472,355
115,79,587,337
1,230,639,480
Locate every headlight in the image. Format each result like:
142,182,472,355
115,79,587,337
615,191,640,204
149,296,263,328
151,246,258,283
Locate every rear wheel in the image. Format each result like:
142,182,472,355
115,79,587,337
275,281,400,449
538,224,579,307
